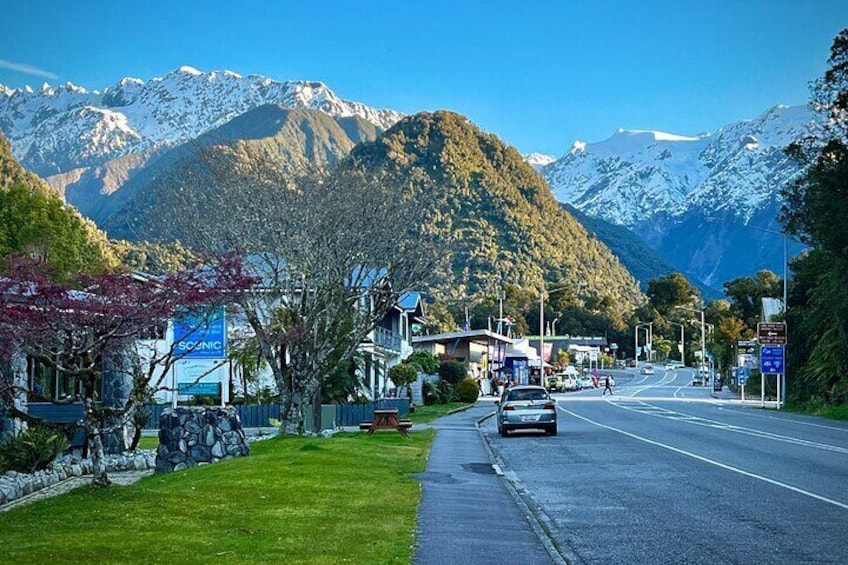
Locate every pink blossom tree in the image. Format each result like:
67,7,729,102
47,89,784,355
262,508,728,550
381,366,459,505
0,254,257,486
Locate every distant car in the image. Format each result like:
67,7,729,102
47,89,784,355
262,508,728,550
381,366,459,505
599,375,616,387
640,364,655,375
692,374,704,386
496,385,557,436
578,376,593,390
544,374,563,392
664,362,675,370
561,374,580,391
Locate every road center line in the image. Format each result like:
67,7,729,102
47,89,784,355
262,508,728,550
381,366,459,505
557,405,848,511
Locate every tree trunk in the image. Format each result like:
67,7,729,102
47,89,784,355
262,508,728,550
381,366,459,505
84,397,111,487
311,385,322,434
281,389,305,435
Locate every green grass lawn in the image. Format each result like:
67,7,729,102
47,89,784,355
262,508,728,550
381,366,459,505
785,402,848,421
0,430,435,564
136,436,158,450
408,402,471,424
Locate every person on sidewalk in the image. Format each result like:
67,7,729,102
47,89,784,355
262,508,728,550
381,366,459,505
603,375,613,396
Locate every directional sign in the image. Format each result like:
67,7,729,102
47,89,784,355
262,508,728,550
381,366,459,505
758,322,787,346
738,367,749,386
760,346,785,374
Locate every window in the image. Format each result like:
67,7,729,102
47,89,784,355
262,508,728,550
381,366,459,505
26,355,102,403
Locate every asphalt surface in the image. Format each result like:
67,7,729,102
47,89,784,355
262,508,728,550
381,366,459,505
483,368,848,564
413,403,559,565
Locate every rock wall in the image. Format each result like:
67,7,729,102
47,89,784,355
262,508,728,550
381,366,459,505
0,450,155,506
155,407,249,473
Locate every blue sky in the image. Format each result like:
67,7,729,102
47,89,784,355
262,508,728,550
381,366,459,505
0,0,845,155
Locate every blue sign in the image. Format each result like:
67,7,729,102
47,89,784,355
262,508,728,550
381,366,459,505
173,309,226,359
760,346,785,374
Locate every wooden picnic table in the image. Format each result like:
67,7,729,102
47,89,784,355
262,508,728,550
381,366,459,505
359,408,412,438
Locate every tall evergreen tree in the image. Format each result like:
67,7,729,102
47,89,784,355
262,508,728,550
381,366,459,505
780,29,848,404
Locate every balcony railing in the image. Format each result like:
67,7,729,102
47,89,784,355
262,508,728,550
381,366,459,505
373,326,402,352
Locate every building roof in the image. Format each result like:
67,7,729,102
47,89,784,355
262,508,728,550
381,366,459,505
412,329,514,346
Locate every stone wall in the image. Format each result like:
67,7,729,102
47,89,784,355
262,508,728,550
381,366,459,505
155,407,249,473
0,450,155,507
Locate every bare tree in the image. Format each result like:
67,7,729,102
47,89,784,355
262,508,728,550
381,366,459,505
133,148,447,434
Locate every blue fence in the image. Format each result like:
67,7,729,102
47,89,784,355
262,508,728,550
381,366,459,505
25,400,410,431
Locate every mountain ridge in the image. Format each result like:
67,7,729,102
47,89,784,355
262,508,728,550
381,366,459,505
0,66,402,177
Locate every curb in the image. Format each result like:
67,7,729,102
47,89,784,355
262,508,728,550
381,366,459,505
473,410,571,565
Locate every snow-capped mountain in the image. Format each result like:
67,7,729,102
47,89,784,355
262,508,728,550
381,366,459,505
541,105,814,287
0,66,403,176
522,152,555,170
542,105,814,227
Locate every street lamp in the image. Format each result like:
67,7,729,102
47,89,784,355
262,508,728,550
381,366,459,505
677,304,707,382
668,321,685,365
540,283,574,379
635,322,653,369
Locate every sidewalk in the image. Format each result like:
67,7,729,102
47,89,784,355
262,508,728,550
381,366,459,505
413,402,561,565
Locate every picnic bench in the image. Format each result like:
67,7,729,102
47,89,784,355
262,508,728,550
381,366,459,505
359,408,412,438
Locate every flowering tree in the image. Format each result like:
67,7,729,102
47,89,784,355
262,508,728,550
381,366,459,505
0,254,256,486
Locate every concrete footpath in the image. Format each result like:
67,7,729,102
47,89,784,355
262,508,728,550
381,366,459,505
413,402,563,565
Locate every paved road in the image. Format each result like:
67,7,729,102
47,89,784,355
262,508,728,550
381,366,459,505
483,368,848,564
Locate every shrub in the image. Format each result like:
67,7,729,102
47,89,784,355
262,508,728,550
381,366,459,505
438,360,467,385
422,380,441,405
406,351,440,374
437,380,455,403
456,377,480,403
389,364,419,389
0,425,69,474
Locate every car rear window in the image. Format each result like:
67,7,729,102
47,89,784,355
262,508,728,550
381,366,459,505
507,389,547,402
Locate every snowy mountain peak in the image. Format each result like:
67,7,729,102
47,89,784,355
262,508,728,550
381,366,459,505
543,104,815,228
523,152,556,170
175,65,203,76
0,66,404,176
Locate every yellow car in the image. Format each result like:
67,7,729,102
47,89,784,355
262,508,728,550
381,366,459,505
544,374,563,392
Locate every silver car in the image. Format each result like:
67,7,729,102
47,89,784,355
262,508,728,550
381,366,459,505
496,385,557,437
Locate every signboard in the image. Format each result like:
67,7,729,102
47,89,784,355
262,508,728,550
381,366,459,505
760,346,785,374
589,350,599,362
737,340,758,370
738,367,749,386
175,359,227,398
173,308,227,359
177,382,221,395
758,322,787,346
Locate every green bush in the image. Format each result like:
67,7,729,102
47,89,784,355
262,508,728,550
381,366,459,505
406,351,440,374
0,425,69,474
422,380,441,405
438,360,467,385
437,380,455,403
456,377,480,403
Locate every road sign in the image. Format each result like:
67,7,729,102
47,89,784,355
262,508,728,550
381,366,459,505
758,322,787,346
760,346,785,374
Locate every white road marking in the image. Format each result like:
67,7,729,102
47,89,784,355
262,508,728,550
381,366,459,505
609,401,848,455
558,405,848,511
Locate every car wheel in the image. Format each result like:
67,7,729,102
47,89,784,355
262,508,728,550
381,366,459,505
546,425,557,436
500,426,509,437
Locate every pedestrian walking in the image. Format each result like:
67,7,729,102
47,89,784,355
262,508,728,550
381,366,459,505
603,375,613,395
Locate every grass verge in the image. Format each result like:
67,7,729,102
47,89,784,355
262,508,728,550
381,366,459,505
0,430,435,564
785,402,848,421
408,402,471,424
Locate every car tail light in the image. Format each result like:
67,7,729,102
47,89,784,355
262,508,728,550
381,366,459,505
542,403,555,410
502,405,515,411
